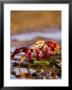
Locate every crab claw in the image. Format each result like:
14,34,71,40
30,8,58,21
46,40,60,54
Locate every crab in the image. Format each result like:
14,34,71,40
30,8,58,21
11,40,60,66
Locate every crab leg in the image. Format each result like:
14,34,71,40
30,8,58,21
18,54,27,66
18,49,32,66
11,47,27,59
35,48,42,60
28,52,33,61
18,48,43,65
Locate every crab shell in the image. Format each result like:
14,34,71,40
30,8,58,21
28,39,45,50
29,39,60,49
28,39,60,55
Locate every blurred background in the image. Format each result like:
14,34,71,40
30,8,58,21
11,11,61,34
11,11,61,50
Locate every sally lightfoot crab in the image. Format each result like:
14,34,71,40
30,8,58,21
11,40,60,66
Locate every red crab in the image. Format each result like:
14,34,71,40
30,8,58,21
11,40,60,66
